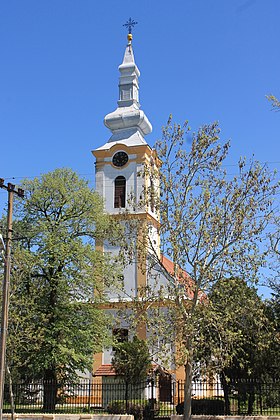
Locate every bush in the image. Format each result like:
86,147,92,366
107,400,126,414
176,398,225,415
143,399,160,420
107,399,159,420
107,400,143,420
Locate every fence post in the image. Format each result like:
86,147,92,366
87,379,91,413
150,378,155,420
259,382,263,415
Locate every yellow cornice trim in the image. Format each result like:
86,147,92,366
93,145,162,176
92,144,158,161
97,298,177,310
110,212,160,228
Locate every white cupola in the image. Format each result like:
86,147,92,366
100,32,152,149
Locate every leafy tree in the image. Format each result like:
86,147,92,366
195,278,274,414
3,168,123,411
197,278,272,377
112,336,151,412
263,281,280,380
269,281,280,329
127,117,278,420
265,213,280,380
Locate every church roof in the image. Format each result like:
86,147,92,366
94,363,170,377
160,254,195,299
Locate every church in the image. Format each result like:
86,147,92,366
91,26,189,397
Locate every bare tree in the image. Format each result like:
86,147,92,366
126,117,278,420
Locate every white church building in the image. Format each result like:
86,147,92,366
91,29,192,400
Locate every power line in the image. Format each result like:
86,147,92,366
0,159,280,182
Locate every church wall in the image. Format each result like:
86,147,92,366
103,240,137,299
91,34,187,382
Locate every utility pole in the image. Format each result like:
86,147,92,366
0,179,24,420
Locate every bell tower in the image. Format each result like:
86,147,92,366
92,28,161,290
91,26,177,379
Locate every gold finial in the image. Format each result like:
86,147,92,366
123,18,138,42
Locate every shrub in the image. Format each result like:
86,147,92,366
176,398,225,415
107,400,126,414
107,399,160,420
176,401,184,415
143,399,160,420
107,400,143,420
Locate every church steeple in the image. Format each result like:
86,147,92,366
118,17,140,108
117,32,140,108
102,28,152,147
92,24,160,229
92,24,161,304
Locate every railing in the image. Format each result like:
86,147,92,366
3,378,280,417
177,379,280,416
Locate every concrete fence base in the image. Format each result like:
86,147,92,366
2,416,280,420
2,415,133,420
172,416,280,420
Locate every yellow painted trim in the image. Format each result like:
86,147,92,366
93,144,162,173
92,352,103,375
92,144,156,162
110,212,161,229
136,321,147,340
93,143,152,155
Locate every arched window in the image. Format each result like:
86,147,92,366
114,176,126,208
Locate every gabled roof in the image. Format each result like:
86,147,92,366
94,364,116,376
94,363,170,377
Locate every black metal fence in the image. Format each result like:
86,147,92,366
3,378,280,417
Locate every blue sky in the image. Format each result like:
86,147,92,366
0,0,279,295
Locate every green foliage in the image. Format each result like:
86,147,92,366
143,399,160,420
262,283,280,380
112,336,151,385
5,168,123,387
194,278,274,379
156,118,277,289
107,400,143,419
107,399,159,420
126,116,278,420
107,400,127,413
176,398,225,415
144,117,277,361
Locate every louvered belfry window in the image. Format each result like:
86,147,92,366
114,176,126,208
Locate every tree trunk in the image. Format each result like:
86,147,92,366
220,371,231,415
43,369,57,412
183,358,192,420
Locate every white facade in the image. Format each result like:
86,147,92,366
92,35,174,375
95,153,145,215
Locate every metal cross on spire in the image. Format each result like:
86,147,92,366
123,17,138,34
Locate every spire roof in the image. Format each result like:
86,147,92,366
121,38,136,65
97,30,152,151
